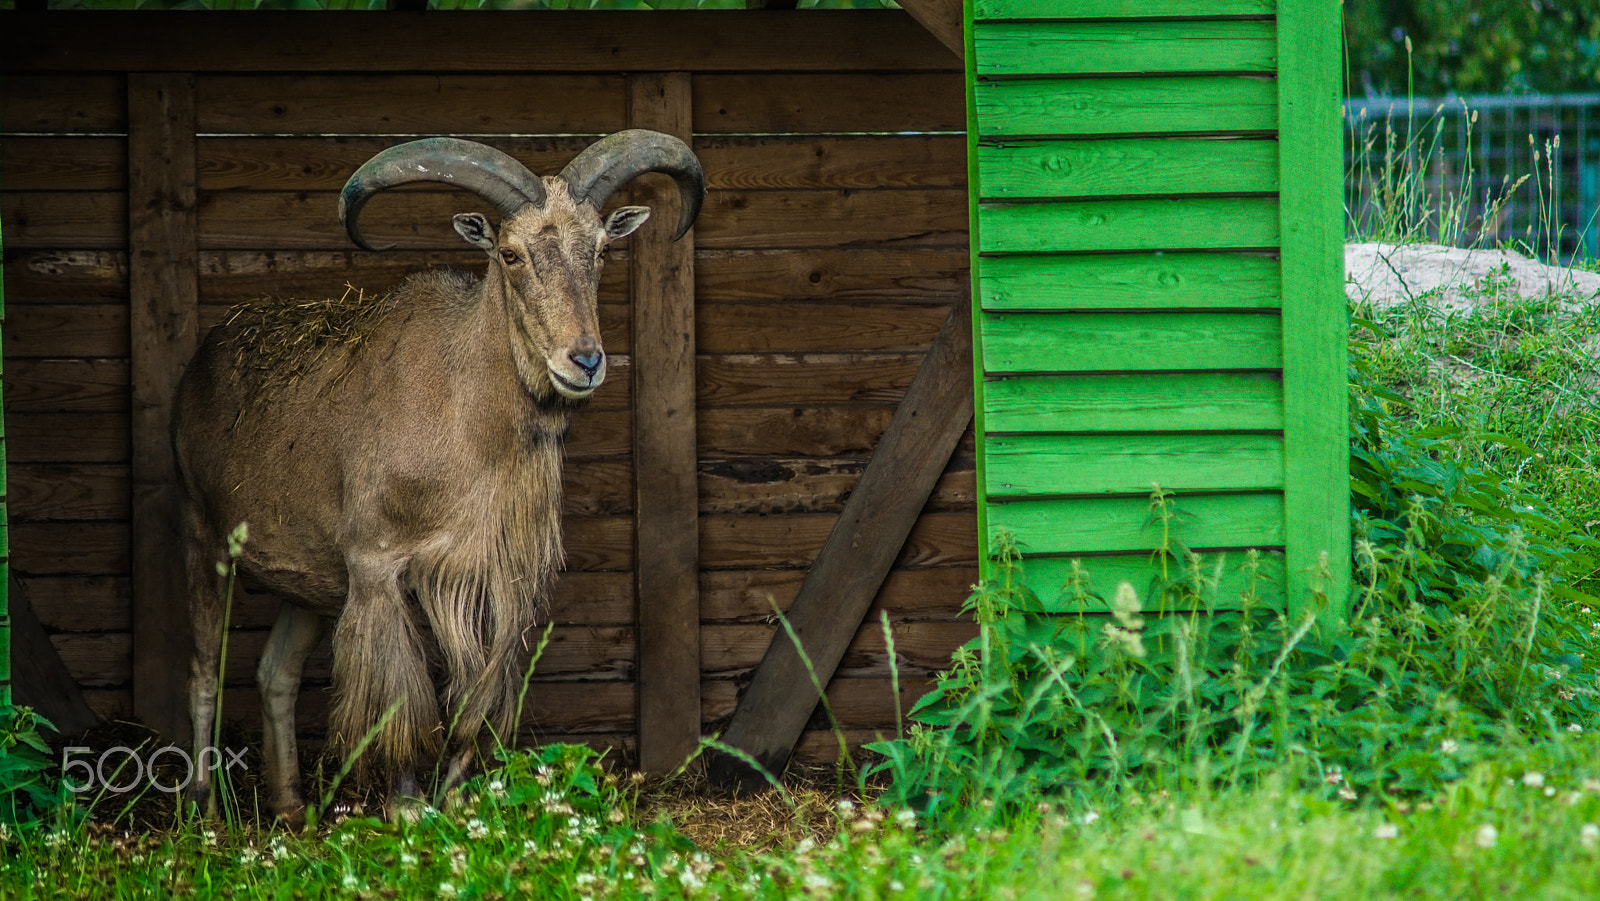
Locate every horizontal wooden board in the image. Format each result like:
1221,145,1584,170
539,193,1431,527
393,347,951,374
5,11,958,75
700,566,977,623
192,135,964,192
11,522,128,575
6,413,130,464
978,137,1278,199
696,353,922,407
700,510,977,570
194,189,967,251
978,251,1280,311
985,433,1284,496
5,304,128,358
1,137,126,191
197,74,626,136
0,75,125,133
698,302,951,354
9,464,129,522
976,76,1277,138
980,310,1282,371
6,359,129,414
976,20,1276,76
987,492,1284,555
2,250,128,305
1016,550,1287,613
698,406,897,457
693,73,965,134
1,193,126,249
698,457,975,516
696,248,969,304
560,516,633,573
974,0,1275,18
21,575,131,632
984,371,1284,432
979,196,1279,254
695,136,965,190
701,621,976,676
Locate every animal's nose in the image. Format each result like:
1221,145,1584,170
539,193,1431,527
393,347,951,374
570,350,603,378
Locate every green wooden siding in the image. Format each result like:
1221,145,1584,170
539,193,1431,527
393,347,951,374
968,0,1350,616
1,215,8,707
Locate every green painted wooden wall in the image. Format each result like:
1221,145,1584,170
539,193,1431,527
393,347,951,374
966,0,1349,621
1,214,9,707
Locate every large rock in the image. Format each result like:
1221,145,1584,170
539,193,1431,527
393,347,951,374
1345,243,1600,312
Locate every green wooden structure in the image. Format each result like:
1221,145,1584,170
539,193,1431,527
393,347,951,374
1,217,9,708
966,0,1349,620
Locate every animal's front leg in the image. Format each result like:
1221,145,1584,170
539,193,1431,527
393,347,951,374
329,551,441,819
257,603,326,829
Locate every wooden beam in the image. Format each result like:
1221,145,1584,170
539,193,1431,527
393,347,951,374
628,73,702,775
0,12,959,75
708,299,974,791
897,0,965,60
128,73,199,744
8,575,101,736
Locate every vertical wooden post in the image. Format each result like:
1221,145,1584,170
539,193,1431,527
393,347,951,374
627,73,702,773
128,74,200,742
1275,0,1350,626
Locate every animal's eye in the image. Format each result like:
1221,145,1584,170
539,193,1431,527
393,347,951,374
499,249,520,265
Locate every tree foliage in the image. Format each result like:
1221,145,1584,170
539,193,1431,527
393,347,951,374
1346,0,1600,96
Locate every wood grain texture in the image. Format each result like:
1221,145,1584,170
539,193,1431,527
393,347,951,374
694,73,964,134
127,73,199,743
987,492,1285,556
698,456,974,516
978,138,1278,200
8,464,129,522
979,310,1282,372
976,76,1278,139
3,11,958,75
978,251,1281,311
976,20,1276,77
628,73,701,774
1,193,127,249
700,511,978,571
696,353,922,407
985,433,1284,497
5,305,129,358
2,250,129,305
710,303,974,789
896,0,965,59
1276,0,1351,622
5,359,129,412
696,248,969,304
6,414,130,464
699,566,977,623
2,137,126,191
0,75,126,133
698,302,950,354
983,371,1284,433
978,196,1280,254
8,576,102,733
974,0,1275,17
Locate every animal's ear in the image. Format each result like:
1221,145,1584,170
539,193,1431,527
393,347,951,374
603,206,651,242
453,213,497,251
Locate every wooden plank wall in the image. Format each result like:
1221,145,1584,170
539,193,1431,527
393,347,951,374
0,11,977,764
969,0,1323,610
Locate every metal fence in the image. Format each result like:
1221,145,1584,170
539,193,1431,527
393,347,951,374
1344,93,1600,264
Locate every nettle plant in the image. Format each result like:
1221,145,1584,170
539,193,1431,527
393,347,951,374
869,358,1600,825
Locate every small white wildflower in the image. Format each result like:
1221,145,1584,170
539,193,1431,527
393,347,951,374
895,808,916,827
440,884,458,897
1475,824,1499,848
401,851,418,866
803,872,832,892
238,848,261,865
1080,809,1100,825
342,873,360,890
1570,723,1585,733
1440,739,1460,754
487,779,505,795
1325,767,1345,785
1524,772,1546,789
1338,785,1358,801
890,880,905,892
836,798,856,815
1585,778,1600,793
1374,822,1399,840
1581,823,1600,850
466,818,488,840
203,830,218,847
1546,787,1558,797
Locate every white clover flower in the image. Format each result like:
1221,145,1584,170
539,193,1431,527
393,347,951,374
440,883,458,897
1440,739,1460,754
1374,822,1399,840
1524,772,1546,789
342,873,360,890
895,808,917,827
401,851,418,866
803,872,832,892
1581,823,1599,850
466,818,488,840
1570,723,1585,733
890,880,905,892
1079,810,1100,825
1338,786,1358,801
237,848,261,866
203,830,218,847
1585,778,1600,793
1475,824,1499,848
1325,767,1345,784
487,779,505,795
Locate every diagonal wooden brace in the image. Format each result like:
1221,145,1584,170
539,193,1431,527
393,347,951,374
708,299,974,791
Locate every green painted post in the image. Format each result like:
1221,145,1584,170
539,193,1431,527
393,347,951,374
1,213,9,708
967,0,1350,618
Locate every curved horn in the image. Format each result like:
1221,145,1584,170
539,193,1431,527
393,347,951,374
338,137,548,252
559,129,705,241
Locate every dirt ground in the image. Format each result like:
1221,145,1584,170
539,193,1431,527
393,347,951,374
1345,242,1600,311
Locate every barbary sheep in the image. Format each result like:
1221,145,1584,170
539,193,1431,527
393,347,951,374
172,130,703,824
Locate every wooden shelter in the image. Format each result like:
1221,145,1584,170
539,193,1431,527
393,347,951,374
0,0,1350,782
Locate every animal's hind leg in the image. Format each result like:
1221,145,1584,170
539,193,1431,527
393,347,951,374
183,506,225,818
257,603,326,828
